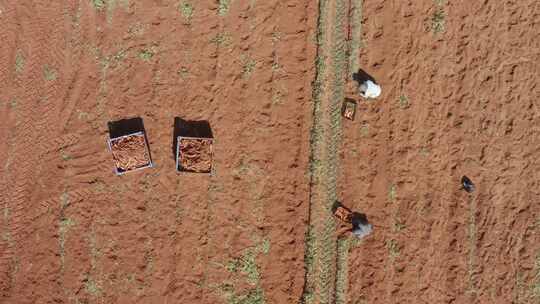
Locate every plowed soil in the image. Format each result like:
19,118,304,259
1,0,539,304
0,1,316,303
340,1,540,303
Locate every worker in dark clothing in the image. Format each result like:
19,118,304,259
462,176,475,193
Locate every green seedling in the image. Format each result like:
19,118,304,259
139,48,154,61
386,239,400,260
210,32,232,47
389,184,397,202
241,55,257,79
432,8,445,34
15,51,24,73
44,65,57,81
92,0,105,10
398,94,409,108
218,0,231,16
179,1,194,23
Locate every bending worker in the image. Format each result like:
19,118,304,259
350,212,373,239
358,79,381,99
333,201,373,239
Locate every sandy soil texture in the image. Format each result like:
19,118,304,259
0,1,316,303
111,134,150,172
178,138,213,173
339,1,540,303
1,0,539,303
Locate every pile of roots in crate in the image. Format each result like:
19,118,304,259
177,137,213,173
110,134,151,172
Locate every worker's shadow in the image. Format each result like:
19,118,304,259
352,68,378,86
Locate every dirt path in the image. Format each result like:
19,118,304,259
301,0,350,303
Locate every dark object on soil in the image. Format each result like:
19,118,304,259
352,68,377,86
341,98,357,121
462,175,475,193
108,133,152,175
107,118,153,175
351,212,373,239
333,201,373,239
108,117,145,139
176,137,213,173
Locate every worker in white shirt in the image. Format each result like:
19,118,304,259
358,79,381,99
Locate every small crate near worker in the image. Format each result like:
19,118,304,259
341,99,357,121
332,201,353,223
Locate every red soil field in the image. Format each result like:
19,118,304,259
1,0,539,304
340,1,540,303
1,1,316,303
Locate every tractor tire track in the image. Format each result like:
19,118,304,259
0,2,67,299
